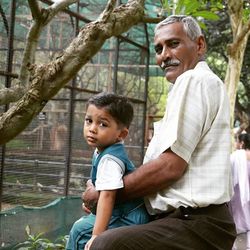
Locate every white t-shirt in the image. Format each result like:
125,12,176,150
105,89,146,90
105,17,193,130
144,61,233,215
95,153,125,191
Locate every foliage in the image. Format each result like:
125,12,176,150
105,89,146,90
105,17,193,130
206,52,227,80
147,75,169,116
243,1,250,23
6,138,31,149
160,0,223,29
237,82,249,110
14,226,67,250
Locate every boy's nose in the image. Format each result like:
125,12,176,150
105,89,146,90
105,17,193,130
89,124,97,133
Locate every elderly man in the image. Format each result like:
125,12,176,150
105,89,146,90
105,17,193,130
83,15,236,250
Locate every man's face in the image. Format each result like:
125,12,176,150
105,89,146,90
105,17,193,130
154,22,205,83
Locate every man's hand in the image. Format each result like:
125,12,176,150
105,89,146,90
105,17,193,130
82,179,99,214
84,235,97,250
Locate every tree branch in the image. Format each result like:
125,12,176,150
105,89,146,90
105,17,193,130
19,22,43,86
227,0,243,37
98,0,116,22
142,16,164,24
227,0,250,57
0,86,25,105
234,19,250,48
28,0,42,20
44,0,77,25
19,0,78,86
0,0,145,145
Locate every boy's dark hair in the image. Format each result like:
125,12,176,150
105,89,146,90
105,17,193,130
87,92,134,128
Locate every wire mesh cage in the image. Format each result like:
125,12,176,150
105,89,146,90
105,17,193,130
0,0,164,247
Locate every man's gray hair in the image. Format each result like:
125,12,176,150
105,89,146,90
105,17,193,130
155,15,203,41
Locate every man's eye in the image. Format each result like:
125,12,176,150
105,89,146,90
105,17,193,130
170,40,179,48
154,45,162,54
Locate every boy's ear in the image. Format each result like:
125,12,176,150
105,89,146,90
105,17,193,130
118,128,129,141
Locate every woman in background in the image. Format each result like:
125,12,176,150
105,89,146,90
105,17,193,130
229,133,250,249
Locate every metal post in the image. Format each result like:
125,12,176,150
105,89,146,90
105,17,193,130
0,0,16,211
112,38,120,93
140,23,150,164
64,1,79,196
112,0,121,93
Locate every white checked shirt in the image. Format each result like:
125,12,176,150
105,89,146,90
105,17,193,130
144,61,233,215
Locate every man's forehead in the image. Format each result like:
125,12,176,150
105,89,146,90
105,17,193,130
154,22,185,42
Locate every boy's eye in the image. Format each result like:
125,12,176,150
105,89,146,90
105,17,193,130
85,118,92,124
99,122,108,127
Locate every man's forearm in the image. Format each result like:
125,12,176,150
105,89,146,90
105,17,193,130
82,150,187,210
118,149,187,201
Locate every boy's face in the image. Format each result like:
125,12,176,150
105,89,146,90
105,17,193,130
83,104,127,152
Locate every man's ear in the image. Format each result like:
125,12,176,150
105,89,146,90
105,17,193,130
118,128,129,141
197,35,206,55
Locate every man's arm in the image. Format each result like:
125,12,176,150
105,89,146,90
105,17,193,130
82,148,187,211
118,148,187,201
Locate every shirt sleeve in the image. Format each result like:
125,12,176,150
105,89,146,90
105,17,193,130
95,154,125,191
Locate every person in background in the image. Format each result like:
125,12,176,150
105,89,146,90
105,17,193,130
66,92,149,250
229,133,250,249
83,15,236,249
235,132,248,149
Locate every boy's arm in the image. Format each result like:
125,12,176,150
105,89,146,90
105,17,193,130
92,189,116,235
85,190,116,249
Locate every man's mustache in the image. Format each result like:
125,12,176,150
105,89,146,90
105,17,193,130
161,60,180,70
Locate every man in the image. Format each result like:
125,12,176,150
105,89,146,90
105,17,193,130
83,15,236,249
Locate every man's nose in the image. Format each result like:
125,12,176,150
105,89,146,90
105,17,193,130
161,46,172,60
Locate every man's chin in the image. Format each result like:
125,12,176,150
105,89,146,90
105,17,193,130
165,70,178,83
165,74,177,83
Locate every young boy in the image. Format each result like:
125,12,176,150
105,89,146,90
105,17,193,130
66,92,149,250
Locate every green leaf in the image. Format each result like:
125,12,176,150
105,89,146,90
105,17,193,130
198,21,207,31
184,0,200,15
175,0,185,14
192,10,220,20
243,9,250,23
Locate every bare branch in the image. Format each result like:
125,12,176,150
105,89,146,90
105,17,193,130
235,19,250,47
28,0,41,20
227,0,243,37
49,0,77,11
98,0,116,22
0,86,25,105
19,22,43,86
19,0,77,86
0,0,145,145
43,0,78,25
226,0,250,56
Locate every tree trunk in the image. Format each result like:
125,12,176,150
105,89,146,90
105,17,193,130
225,38,248,127
225,0,250,129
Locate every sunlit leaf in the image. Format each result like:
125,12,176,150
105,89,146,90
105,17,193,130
193,10,220,20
